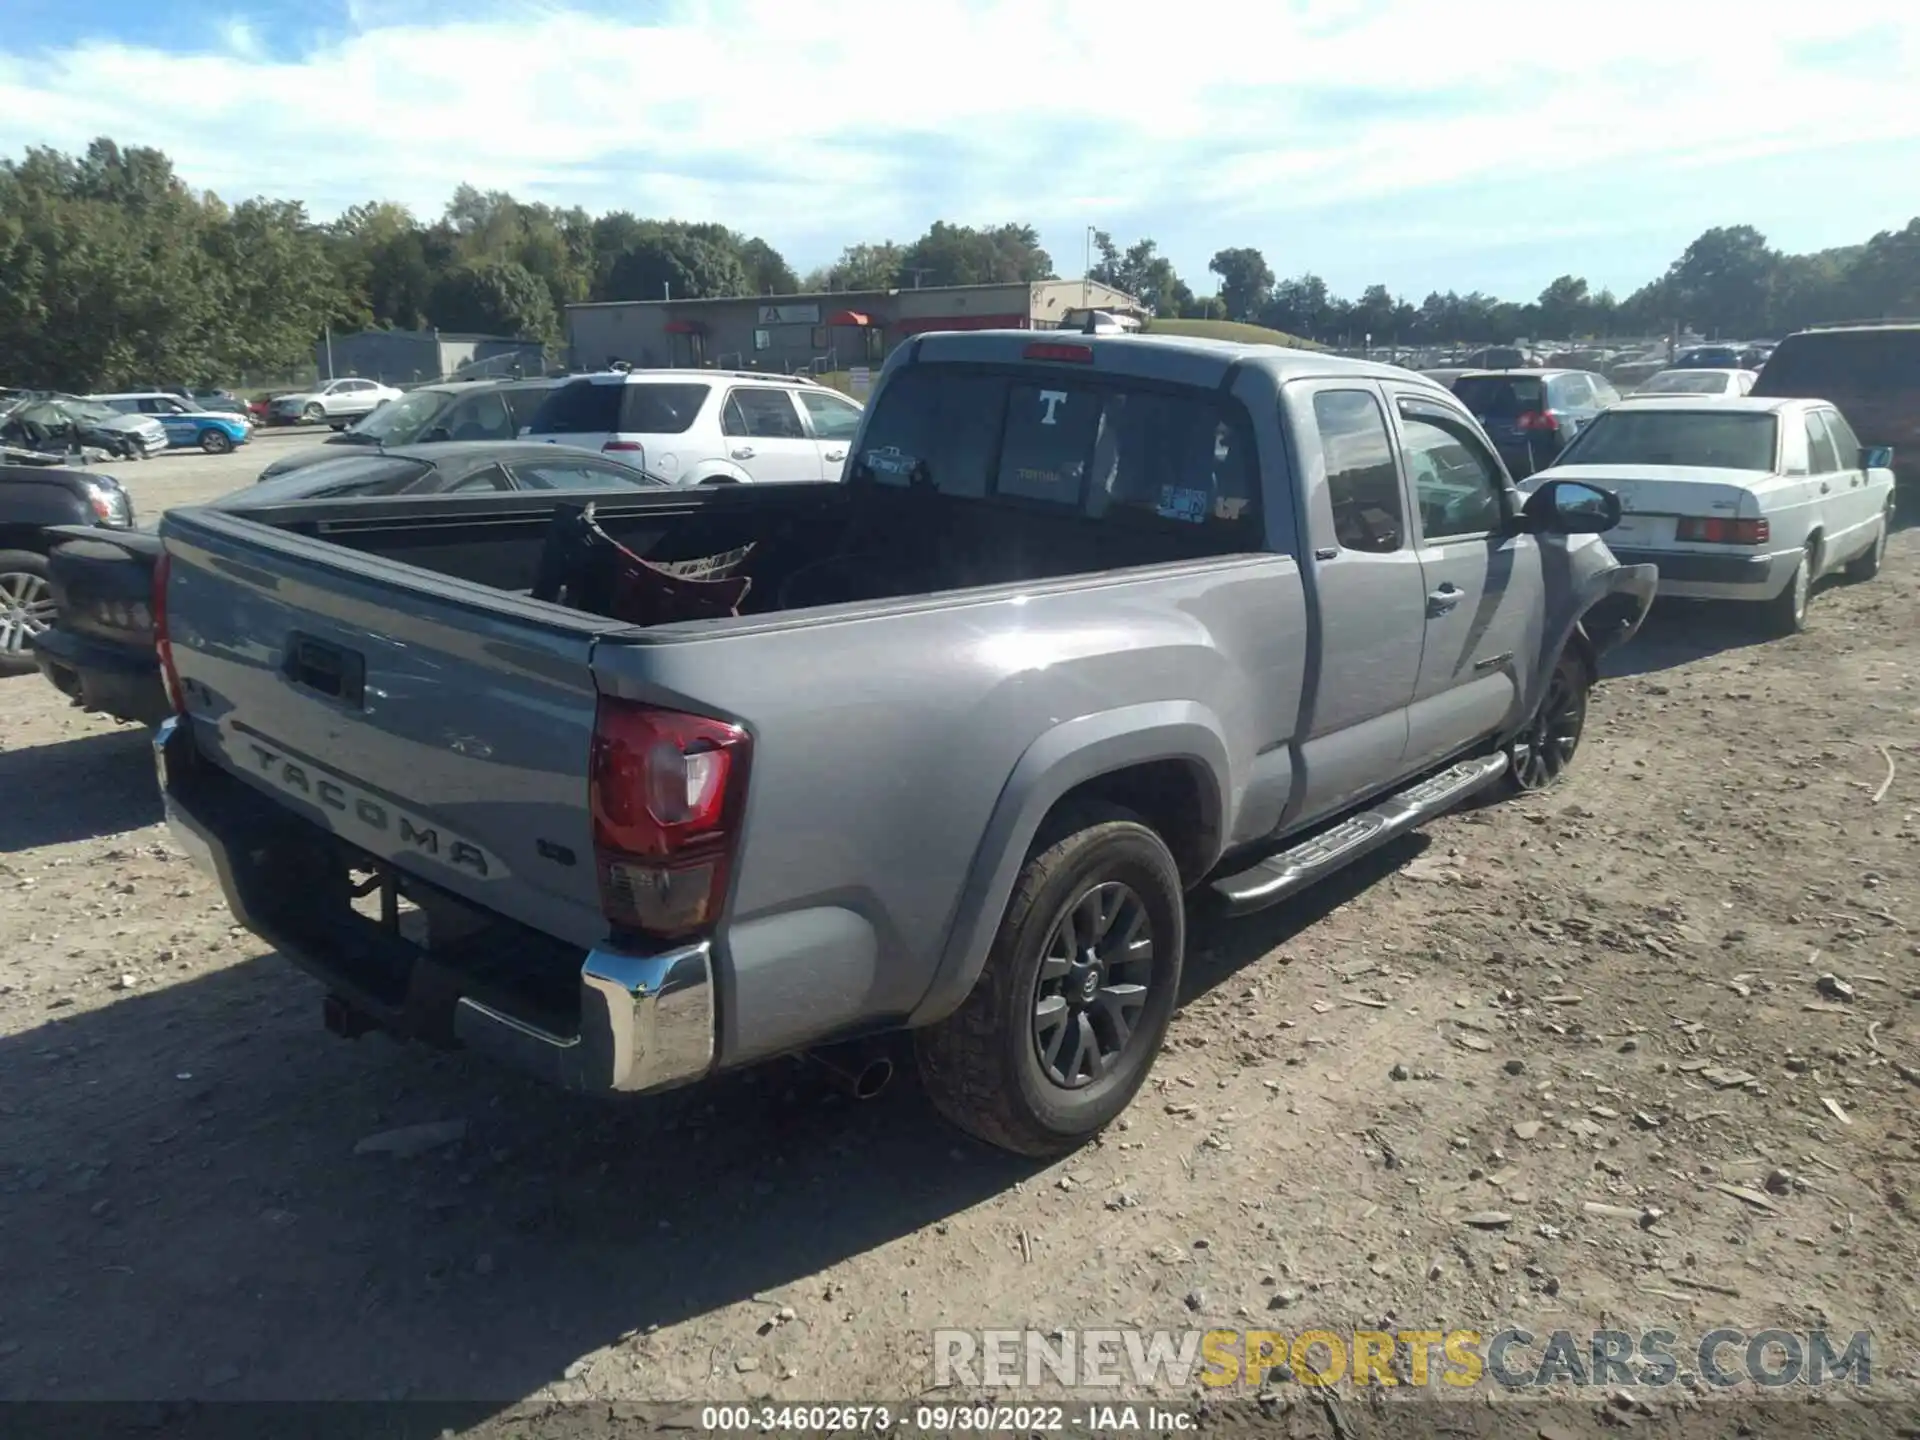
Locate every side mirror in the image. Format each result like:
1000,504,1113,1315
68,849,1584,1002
1862,445,1894,471
1522,478,1620,535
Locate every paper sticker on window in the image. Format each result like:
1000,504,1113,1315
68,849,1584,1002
1158,485,1210,524
865,445,917,478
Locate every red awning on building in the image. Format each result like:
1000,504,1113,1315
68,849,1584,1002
664,319,704,335
889,313,1031,337
826,309,873,327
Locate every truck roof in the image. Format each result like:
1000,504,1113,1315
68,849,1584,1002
905,329,1452,393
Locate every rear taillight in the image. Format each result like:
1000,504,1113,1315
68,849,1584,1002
1677,516,1769,545
1517,410,1560,432
152,550,186,715
589,699,750,939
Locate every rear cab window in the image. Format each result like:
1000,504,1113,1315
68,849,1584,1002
854,363,1262,549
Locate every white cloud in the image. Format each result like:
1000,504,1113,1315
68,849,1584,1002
1,0,1916,277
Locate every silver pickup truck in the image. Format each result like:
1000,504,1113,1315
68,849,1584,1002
153,332,1655,1156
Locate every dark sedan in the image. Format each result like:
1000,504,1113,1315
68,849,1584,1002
34,442,666,725
1450,368,1621,479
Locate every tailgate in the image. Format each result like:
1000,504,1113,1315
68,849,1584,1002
160,507,625,951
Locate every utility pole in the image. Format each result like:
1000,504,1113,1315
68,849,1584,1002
1083,225,1095,308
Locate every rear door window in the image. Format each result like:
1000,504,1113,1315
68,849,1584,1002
1805,412,1842,473
722,388,807,439
1548,374,1592,409
797,389,863,440
501,385,554,431
527,379,624,435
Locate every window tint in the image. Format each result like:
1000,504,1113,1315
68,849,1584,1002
527,379,624,435
995,384,1103,503
798,390,863,441
723,388,805,440
620,382,709,435
853,366,1003,498
1555,410,1778,471
510,458,662,491
1313,389,1404,553
1399,409,1506,540
1804,411,1841,473
854,364,1259,538
1453,375,1546,419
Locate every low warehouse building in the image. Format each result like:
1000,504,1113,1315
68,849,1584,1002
565,281,1142,376
314,329,547,387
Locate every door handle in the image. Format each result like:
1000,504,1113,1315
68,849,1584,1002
1427,583,1463,616
823,449,847,462
1819,481,1831,494
731,446,755,460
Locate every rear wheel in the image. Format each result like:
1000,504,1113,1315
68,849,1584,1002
1845,504,1891,582
0,550,56,677
1762,542,1815,635
199,427,232,454
915,804,1185,1157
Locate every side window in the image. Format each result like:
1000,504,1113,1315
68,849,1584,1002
137,397,166,414
1780,415,1810,475
1590,376,1621,406
510,458,655,491
1823,410,1862,466
797,390,863,441
1804,412,1841,474
448,394,514,440
1397,407,1508,541
724,388,806,439
1312,389,1404,553
440,465,512,493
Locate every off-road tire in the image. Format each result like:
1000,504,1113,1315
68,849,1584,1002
914,803,1184,1157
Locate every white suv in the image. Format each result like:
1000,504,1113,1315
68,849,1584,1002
523,370,864,484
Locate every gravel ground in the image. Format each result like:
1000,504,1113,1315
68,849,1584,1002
95,425,331,516
1,515,1916,1424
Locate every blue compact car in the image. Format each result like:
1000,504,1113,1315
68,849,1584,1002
90,392,253,454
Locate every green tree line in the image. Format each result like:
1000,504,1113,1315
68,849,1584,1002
4,137,1918,391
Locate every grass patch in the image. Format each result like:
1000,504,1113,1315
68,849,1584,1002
1143,318,1321,349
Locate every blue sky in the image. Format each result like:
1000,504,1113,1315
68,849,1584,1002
3,0,1918,304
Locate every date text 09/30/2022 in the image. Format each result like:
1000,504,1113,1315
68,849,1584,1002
699,1403,1196,1433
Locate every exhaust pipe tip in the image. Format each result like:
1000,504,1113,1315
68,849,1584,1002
805,1042,896,1101
850,1056,894,1101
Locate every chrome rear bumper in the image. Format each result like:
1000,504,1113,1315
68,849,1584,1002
154,715,714,1096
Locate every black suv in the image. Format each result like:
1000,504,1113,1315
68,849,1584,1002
1751,323,1920,494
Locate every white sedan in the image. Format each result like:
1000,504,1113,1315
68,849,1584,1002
269,378,403,429
1630,367,1758,397
1523,396,1895,635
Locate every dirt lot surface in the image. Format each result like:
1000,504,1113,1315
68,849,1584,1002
1,518,1917,1427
